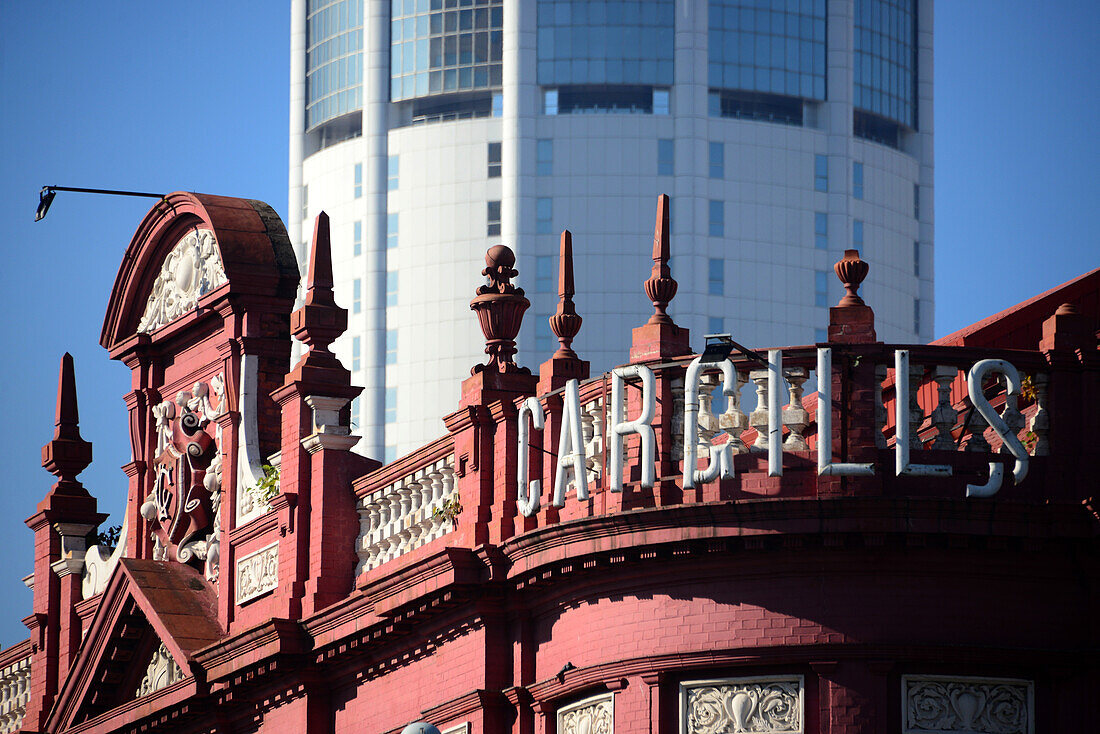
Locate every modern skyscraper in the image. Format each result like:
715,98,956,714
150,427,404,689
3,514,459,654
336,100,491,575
289,0,933,461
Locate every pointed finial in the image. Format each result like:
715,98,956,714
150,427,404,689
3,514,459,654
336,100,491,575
834,249,869,307
304,211,337,308
549,230,582,359
644,194,678,325
42,353,93,489
291,212,347,361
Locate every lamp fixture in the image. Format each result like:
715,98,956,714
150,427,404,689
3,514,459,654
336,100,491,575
701,333,769,366
35,185,165,222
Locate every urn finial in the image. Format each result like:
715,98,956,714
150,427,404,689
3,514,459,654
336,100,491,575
644,194,678,325
471,245,530,374
834,249,870,307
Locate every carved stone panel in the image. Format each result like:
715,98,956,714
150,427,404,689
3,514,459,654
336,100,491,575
135,642,184,699
137,228,227,334
902,675,1033,734
557,691,614,734
235,542,279,604
681,676,803,733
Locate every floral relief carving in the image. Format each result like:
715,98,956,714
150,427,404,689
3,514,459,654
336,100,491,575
141,375,226,583
135,642,184,699
557,692,613,734
235,542,279,604
683,677,803,733
137,228,227,334
903,676,1032,734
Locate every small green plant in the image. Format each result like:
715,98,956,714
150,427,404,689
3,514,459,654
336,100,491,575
90,524,122,549
1023,430,1038,453
249,464,281,504
432,495,463,527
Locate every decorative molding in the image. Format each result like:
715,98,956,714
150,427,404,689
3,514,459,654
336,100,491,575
135,642,184,699
237,354,273,525
82,513,129,599
681,676,803,733
902,675,1033,734
557,691,613,734
441,725,469,734
140,374,226,583
0,656,29,734
137,228,226,334
236,542,279,605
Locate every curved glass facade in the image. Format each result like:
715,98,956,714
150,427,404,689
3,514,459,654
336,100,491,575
306,0,364,131
707,0,827,101
854,0,916,128
536,0,675,87
390,0,504,102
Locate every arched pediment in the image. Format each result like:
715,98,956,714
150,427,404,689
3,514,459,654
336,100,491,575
100,192,299,352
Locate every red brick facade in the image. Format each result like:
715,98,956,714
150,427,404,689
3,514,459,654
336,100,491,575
1,195,1097,734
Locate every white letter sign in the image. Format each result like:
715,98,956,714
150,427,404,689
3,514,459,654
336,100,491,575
553,379,589,506
683,357,736,489
609,365,656,492
965,359,1029,497
517,397,545,517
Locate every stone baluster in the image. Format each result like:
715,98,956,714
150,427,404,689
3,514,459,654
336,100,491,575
961,397,991,453
1029,373,1050,456
719,368,749,454
929,366,958,450
396,483,418,553
749,369,770,451
782,368,809,450
670,375,685,461
584,399,605,482
874,363,888,449
698,373,721,454
417,474,435,540
999,374,1026,454
907,363,925,450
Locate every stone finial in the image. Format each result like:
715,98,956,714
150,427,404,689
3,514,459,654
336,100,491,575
644,194,678,325
549,230,582,359
471,245,530,375
834,249,869,307
41,353,93,493
291,212,348,363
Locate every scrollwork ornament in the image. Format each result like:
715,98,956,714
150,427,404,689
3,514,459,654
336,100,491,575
903,676,1030,734
137,228,227,333
684,678,802,734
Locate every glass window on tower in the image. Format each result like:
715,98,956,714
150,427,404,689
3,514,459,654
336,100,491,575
537,139,553,175
709,142,725,179
815,212,828,250
352,278,362,313
815,270,828,307
305,0,364,131
388,155,399,190
708,258,724,295
853,161,864,199
487,142,501,177
658,139,674,176
487,200,501,236
390,0,504,102
854,0,917,129
386,271,398,307
709,200,724,237
352,336,361,371
536,255,554,292
536,0,674,115
707,0,827,113
536,198,553,235
354,220,362,256
387,213,398,249
814,154,828,191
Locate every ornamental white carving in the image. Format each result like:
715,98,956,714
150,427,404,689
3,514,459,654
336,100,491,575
682,676,803,733
135,642,184,699
557,692,613,734
903,675,1033,734
235,542,279,604
0,656,30,734
236,354,273,525
137,228,226,333
81,513,129,599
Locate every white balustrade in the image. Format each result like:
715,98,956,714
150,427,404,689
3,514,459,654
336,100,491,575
0,656,29,734
356,455,457,575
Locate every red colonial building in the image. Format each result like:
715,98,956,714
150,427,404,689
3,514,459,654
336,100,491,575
0,193,1097,734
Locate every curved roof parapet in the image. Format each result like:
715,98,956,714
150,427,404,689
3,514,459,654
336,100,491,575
100,192,299,352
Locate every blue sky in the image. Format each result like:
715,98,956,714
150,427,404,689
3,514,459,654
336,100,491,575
0,1,1096,646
